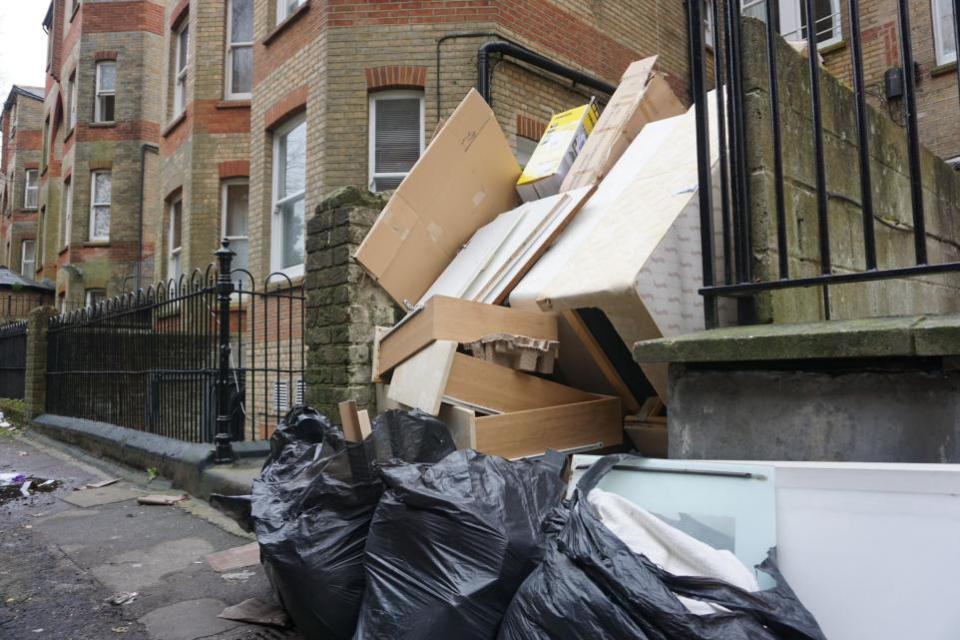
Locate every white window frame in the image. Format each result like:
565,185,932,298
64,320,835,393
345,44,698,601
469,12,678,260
367,90,425,192
226,0,253,100
24,169,39,209
68,71,78,130
774,0,842,49
85,288,106,309
703,0,715,48
168,197,183,282
933,0,958,66
89,171,111,242
61,179,73,247
271,114,307,278
276,0,305,25
95,61,116,123
173,21,189,118
221,178,249,269
20,240,35,278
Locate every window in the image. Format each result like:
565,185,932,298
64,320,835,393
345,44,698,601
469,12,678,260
71,0,80,17
703,0,715,48
67,71,77,130
272,115,306,275
42,117,49,172
8,105,15,140
368,90,424,191
276,0,305,24
61,179,73,247
85,289,106,309
222,179,249,276
168,198,182,281
24,170,38,209
933,0,957,65
743,0,841,50
273,380,290,412
95,61,116,123
173,21,189,117
20,240,35,278
226,0,253,98
89,171,111,241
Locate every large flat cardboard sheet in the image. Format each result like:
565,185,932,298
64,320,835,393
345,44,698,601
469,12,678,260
561,57,685,191
354,89,521,306
510,95,723,399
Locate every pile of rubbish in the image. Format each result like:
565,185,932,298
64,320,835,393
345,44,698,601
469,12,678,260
0,472,59,504
214,407,826,639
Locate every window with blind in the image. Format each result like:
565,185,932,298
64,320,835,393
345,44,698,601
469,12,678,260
368,90,424,192
226,0,253,98
21,240,35,278
741,0,841,50
24,170,38,209
272,115,306,275
90,171,111,241
933,0,957,65
222,179,249,277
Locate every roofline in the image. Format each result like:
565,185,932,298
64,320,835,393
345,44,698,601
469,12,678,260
43,2,54,30
3,86,45,113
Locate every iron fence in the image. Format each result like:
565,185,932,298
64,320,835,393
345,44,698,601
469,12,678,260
45,242,305,453
0,321,27,400
687,0,960,327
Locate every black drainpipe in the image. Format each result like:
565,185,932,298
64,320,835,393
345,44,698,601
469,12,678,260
476,41,616,105
136,143,159,291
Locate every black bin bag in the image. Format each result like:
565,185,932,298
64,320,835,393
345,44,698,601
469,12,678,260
498,454,827,640
250,407,456,640
354,450,567,640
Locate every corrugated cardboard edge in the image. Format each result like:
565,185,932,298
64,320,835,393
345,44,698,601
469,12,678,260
353,89,521,306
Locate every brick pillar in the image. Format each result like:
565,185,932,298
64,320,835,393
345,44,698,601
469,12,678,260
304,186,401,419
24,306,58,418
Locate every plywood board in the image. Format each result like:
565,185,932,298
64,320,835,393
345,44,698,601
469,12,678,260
354,89,521,305
339,400,363,442
437,403,476,450
561,57,685,191
387,340,458,415
561,309,642,413
376,296,557,377
206,542,260,573
443,352,593,413
474,397,622,459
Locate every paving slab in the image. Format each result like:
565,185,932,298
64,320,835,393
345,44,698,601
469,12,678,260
59,484,144,507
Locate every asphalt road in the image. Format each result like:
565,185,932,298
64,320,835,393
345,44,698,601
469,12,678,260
0,428,301,640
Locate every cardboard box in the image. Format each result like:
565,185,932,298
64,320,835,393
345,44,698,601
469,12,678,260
354,89,521,306
516,102,599,202
560,57,685,191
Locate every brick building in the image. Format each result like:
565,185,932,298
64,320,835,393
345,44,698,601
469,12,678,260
36,0,164,311
736,0,959,165
0,86,45,280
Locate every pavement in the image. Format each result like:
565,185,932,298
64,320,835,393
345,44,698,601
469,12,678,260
0,427,303,640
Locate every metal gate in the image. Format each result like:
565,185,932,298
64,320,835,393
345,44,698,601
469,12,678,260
0,322,27,400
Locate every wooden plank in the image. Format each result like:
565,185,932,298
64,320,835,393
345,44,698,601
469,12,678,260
357,409,373,438
387,340,458,415
474,397,622,459
338,400,363,442
438,403,476,450
371,326,391,383
444,352,593,413
562,309,642,413
624,421,667,457
377,296,557,377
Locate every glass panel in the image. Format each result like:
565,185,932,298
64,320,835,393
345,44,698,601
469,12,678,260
93,205,110,239
171,201,182,249
226,183,249,236
231,46,253,95
373,176,404,191
231,0,253,42
374,97,421,174
178,27,189,71
98,62,116,92
799,0,838,43
101,95,115,122
93,172,111,204
940,0,957,59
279,121,306,199
741,0,766,20
231,238,249,273
279,195,304,268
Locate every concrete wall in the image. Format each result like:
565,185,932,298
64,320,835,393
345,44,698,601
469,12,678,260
742,18,960,323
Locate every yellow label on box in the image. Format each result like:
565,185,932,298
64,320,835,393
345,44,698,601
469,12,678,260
517,103,599,187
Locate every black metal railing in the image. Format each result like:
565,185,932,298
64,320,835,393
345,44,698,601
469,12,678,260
45,242,305,455
0,321,27,400
687,0,960,327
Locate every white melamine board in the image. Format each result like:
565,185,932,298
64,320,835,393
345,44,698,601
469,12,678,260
418,187,591,306
386,340,457,415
